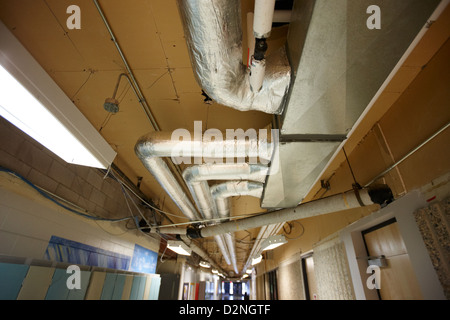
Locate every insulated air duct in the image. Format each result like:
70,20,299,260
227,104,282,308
135,131,272,221
182,164,268,274
182,163,268,220
211,181,264,221
135,131,272,273
211,181,265,274
176,0,291,114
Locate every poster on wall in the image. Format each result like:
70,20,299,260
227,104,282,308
129,244,158,274
44,235,131,270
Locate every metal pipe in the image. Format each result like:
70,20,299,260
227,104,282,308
93,0,160,132
364,122,450,187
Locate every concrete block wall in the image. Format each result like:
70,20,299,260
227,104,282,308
276,253,306,300
0,117,133,220
312,233,355,300
0,116,160,266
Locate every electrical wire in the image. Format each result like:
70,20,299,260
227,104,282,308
283,221,305,240
108,168,191,220
154,210,269,228
0,166,132,222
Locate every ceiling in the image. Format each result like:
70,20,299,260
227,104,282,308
0,0,279,275
0,0,447,277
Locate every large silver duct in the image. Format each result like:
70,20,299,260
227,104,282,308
176,0,291,114
135,131,271,221
135,132,271,273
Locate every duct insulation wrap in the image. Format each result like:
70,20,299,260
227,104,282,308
136,131,273,164
138,157,201,221
211,181,264,220
215,235,232,265
182,164,268,273
182,163,268,221
176,0,291,114
199,187,392,238
135,132,270,273
212,181,264,275
183,163,269,184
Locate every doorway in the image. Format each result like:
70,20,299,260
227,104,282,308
362,218,423,299
302,253,319,300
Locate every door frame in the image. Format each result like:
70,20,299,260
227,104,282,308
340,190,445,300
300,252,314,300
360,217,398,300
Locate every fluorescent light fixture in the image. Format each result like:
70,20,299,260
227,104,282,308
261,234,287,251
251,255,263,266
212,269,218,274
246,269,253,274
167,240,192,256
0,21,116,169
199,261,211,268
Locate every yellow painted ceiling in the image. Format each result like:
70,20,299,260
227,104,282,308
1,0,448,276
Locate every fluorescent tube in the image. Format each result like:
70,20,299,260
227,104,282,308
0,21,116,169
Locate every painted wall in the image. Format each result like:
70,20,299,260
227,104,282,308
0,116,163,299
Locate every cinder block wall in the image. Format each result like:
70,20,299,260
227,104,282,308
0,117,160,262
0,117,133,220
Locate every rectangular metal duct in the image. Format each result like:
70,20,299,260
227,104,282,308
261,0,441,208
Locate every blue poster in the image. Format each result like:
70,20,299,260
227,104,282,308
44,236,131,271
129,244,158,274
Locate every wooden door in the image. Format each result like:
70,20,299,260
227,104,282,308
363,219,422,300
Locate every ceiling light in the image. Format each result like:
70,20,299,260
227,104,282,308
246,269,253,274
212,269,218,274
0,21,116,169
251,255,263,265
199,261,211,268
166,240,192,256
242,274,249,279
261,234,287,251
